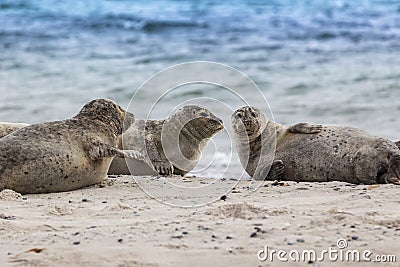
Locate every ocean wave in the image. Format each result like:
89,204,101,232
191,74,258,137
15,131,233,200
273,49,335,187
0,0,399,47
0,30,57,39
81,14,206,32
0,1,32,10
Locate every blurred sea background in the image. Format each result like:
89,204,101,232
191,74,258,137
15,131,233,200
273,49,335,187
1,0,399,178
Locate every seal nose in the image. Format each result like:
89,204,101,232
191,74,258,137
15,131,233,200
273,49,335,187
216,118,224,130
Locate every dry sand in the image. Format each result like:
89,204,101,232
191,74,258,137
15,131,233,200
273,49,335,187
0,176,399,267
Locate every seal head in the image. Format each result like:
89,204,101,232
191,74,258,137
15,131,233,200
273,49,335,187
75,99,135,135
157,105,224,175
231,106,267,142
168,105,224,139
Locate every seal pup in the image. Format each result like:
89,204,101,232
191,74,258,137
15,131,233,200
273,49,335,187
108,105,224,176
0,99,143,194
232,106,400,184
0,122,28,138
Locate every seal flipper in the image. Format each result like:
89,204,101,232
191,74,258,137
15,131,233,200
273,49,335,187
121,150,145,161
86,141,144,161
384,154,400,185
395,141,400,149
353,151,381,184
145,136,174,176
264,160,285,181
288,123,322,134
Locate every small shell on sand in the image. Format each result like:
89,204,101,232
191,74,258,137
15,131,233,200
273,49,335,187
0,189,22,201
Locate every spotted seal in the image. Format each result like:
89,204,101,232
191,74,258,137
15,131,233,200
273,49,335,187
232,106,400,184
108,105,224,176
0,99,143,193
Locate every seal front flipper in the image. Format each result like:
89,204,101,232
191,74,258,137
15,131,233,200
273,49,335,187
253,160,284,181
86,141,138,160
353,151,381,184
383,154,400,185
152,160,174,176
288,123,322,134
122,150,145,161
265,160,284,181
145,136,174,176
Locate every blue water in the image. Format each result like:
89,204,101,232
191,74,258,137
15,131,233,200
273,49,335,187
1,0,399,177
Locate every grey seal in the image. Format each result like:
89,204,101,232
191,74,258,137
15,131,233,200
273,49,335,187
108,105,224,176
0,99,142,194
232,106,400,185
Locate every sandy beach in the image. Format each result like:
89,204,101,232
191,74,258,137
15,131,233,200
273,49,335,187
0,175,398,266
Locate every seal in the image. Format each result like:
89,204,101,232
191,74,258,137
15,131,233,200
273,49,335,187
232,106,400,185
396,141,400,149
108,105,224,176
0,122,28,138
0,99,143,194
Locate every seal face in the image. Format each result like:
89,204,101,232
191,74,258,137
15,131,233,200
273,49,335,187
232,106,400,185
0,99,136,194
109,105,224,176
